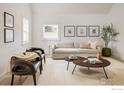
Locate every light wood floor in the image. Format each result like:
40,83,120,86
0,57,124,85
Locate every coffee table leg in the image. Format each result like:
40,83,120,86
88,67,90,70
67,61,70,70
103,67,108,79
72,65,77,74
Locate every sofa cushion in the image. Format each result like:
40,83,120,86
56,42,74,48
53,48,97,54
79,43,91,49
74,42,80,48
89,41,98,49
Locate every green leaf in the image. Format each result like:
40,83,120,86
101,23,119,48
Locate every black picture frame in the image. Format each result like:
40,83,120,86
64,25,75,37
4,28,14,43
88,25,100,37
4,12,14,28
76,25,87,37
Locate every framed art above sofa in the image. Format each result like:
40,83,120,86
88,25,100,37
64,25,75,37
76,25,87,37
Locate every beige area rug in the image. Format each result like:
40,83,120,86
0,57,124,85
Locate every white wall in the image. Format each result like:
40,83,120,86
32,13,107,54
0,4,32,77
108,4,124,61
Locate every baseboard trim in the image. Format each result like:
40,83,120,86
111,55,124,63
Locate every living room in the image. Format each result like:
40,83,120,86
0,2,124,88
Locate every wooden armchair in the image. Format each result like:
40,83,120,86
10,52,42,85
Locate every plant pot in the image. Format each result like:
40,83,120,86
102,48,111,57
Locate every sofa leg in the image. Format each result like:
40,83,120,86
11,74,14,85
33,74,36,85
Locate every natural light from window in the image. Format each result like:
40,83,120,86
22,17,29,45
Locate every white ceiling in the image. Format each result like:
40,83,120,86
31,3,113,15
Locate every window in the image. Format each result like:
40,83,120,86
22,17,29,45
42,24,59,40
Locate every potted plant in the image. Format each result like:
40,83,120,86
101,24,119,57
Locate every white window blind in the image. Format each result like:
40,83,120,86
22,17,29,45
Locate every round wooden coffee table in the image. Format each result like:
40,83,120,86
72,57,111,79
65,56,87,70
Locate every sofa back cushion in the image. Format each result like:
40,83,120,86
90,41,97,49
74,42,80,48
79,43,91,49
56,42,74,48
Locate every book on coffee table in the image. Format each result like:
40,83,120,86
88,58,102,64
68,55,78,60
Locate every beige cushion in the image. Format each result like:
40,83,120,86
14,52,39,61
74,42,80,48
90,41,98,49
54,48,97,54
56,42,74,48
79,43,91,49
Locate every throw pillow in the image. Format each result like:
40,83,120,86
90,41,97,49
79,43,91,49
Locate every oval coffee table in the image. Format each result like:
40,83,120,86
65,56,87,70
72,56,111,79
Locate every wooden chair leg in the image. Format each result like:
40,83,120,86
33,74,36,85
39,64,42,74
41,60,43,70
44,55,46,64
11,74,14,85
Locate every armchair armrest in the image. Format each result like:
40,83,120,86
27,47,45,54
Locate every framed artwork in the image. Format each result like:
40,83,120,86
64,25,75,37
42,24,60,40
4,12,14,28
88,25,100,37
4,28,14,43
43,24,58,33
76,25,87,37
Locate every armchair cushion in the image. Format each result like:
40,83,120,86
13,52,40,62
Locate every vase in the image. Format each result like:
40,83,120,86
96,51,101,59
102,48,111,57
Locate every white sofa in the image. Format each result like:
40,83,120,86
51,42,102,59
